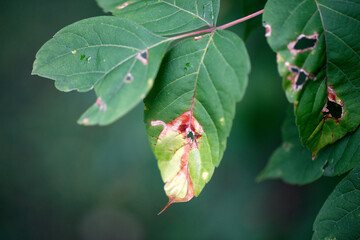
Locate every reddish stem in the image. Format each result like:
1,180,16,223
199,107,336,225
217,9,264,30
169,9,264,41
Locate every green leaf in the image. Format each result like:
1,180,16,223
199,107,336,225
32,16,170,126
258,106,360,185
144,30,250,206
313,164,360,240
263,0,360,154
110,0,220,35
95,0,140,12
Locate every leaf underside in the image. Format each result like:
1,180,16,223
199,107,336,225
264,0,360,154
99,0,220,35
32,16,170,126
144,30,250,202
258,106,360,185
312,164,360,240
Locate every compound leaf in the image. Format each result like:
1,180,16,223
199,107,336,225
258,106,360,185
144,30,250,209
263,0,360,155
108,0,220,35
33,16,170,126
313,164,360,240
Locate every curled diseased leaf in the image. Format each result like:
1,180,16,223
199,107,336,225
151,111,214,214
264,0,360,155
32,17,170,125
144,30,250,212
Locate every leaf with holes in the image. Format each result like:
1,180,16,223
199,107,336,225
32,16,170,126
263,0,360,155
312,164,360,239
144,30,250,211
107,0,220,35
258,106,360,185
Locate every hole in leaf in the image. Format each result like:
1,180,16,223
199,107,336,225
136,50,149,65
324,101,343,120
287,32,318,56
187,131,195,141
287,66,310,91
290,66,299,73
124,73,134,83
322,86,344,121
294,37,317,50
296,71,307,87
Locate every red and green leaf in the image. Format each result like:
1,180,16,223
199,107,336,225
144,30,250,211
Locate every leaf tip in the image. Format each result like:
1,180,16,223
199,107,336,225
157,199,174,215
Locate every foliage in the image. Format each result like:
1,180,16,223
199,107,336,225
32,0,360,237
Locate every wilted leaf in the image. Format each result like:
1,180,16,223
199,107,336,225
263,0,360,155
109,0,220,35
33,17,170,125
313,164,360,240
258,106,360,185
144,30,250,210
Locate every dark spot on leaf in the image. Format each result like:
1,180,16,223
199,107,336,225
184,62,192,71
80,55,92,63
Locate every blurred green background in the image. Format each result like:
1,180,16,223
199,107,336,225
1,0,341,239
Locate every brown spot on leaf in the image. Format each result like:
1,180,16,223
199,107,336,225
152,111,204,214
288,32,319,56
95,97,107,112
265,24,272,37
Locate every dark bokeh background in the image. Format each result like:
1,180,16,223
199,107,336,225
1,0,341,239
